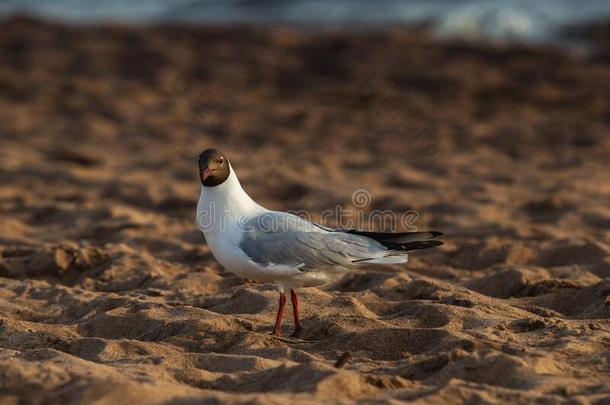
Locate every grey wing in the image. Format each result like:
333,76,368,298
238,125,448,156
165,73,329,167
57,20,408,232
238,211,385,270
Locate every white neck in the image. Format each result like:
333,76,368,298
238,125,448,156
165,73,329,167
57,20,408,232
196,164,263,232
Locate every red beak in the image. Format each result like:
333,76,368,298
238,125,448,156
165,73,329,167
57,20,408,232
202,167,214,181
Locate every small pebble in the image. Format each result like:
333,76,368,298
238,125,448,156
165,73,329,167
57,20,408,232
334,351,352,368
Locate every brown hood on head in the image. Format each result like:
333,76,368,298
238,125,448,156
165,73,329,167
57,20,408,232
198,148,230,187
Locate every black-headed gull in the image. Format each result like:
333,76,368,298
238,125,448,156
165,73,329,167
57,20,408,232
196,148,443,337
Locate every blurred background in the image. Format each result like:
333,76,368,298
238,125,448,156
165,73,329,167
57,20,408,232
0,0,610,262
2,0,610,43
1,0,608,229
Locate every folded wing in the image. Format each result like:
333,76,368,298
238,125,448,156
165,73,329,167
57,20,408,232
238,211,443,269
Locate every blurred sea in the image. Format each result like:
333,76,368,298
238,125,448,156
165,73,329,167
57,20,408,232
1,0,610,44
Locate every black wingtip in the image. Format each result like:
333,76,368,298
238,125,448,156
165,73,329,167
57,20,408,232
400,240,444,251
343,229,443,245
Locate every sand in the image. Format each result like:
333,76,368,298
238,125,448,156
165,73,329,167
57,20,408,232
1,16,610,404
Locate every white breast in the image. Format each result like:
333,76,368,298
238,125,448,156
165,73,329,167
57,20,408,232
196,164,269,279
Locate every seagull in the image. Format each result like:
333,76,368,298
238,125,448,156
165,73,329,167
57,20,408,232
196,148,443,337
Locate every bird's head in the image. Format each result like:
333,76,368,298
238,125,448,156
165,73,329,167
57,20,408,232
198,148,230,187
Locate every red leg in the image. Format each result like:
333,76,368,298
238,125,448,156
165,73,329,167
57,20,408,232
290,289,303,338
273,292,286,336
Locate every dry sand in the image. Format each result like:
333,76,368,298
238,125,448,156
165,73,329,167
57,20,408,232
1,16,610,404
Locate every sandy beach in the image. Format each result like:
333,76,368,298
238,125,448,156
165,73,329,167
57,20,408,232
1,16,610,404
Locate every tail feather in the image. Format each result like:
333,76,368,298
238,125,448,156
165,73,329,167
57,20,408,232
354,255,410,264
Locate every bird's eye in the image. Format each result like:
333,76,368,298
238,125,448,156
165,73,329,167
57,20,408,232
218,157,225,165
